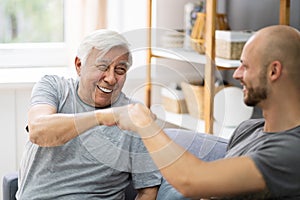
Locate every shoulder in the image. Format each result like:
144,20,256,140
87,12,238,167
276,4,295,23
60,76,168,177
39,75,76,86
236,119,265,131
232,119,264,137
228,119,265,146
261,125,300,150
39,74,65,83
31,75,77,107
34,75,77,91
250,127,300,197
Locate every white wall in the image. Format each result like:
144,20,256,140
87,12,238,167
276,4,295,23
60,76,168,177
227,0,300,30
0,85,32,199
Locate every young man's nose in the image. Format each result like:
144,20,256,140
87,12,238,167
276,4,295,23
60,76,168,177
233,65,244,80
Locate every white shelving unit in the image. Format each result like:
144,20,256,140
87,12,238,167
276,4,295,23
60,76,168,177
146,0,239,135
150,47,239,139
146,0,291,135
151,48,240,68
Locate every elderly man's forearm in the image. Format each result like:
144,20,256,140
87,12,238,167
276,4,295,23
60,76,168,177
29,109,115,147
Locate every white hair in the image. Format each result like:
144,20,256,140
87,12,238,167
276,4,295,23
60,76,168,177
77,29,132,66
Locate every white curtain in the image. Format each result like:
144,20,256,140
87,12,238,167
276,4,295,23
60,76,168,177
65,0,107,67
81,0,107,35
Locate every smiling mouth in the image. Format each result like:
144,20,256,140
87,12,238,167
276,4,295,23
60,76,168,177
97,85,113,94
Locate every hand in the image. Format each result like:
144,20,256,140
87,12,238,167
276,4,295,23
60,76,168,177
116,103,157,133
99,103,158,137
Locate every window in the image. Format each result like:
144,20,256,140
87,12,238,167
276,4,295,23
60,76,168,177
0,0,68,68
0,0,150,69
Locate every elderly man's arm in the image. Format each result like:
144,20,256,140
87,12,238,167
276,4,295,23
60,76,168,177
27,104,119,147
135,186,158,200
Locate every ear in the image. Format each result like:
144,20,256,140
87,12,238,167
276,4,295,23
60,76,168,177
269,61,282,81
75,57,82,76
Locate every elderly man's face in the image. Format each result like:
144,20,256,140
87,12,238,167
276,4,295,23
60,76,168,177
76,46,130,108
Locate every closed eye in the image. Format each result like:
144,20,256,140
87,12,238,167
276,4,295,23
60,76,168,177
115,64,128,75
95,63,128,75
96,64,109,71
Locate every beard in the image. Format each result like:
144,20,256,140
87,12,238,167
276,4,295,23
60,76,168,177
244,71,268,107
244,86,268,106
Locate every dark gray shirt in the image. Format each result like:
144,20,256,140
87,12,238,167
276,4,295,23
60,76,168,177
16,75,161,200
225,119,300,199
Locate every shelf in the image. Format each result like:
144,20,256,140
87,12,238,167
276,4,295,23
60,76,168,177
151,48,240,69
151,105,235,140
147,0,290,133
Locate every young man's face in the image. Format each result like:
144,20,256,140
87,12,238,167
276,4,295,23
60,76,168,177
76,46,130,108
233,39,269,107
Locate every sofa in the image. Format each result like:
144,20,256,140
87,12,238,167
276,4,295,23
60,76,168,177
2,128,228,200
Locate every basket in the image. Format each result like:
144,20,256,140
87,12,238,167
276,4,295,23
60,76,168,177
181,82,205,119
161,87,188,114
215,30,254,60
162,97,188,114
190,13,230,54
181,81,225,119
216,40,246,60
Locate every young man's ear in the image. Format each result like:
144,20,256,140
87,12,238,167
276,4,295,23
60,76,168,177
75,57,82,76
269,61,282,81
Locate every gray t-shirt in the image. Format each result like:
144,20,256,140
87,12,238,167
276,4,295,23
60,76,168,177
225,119,300,199
16,75,161,200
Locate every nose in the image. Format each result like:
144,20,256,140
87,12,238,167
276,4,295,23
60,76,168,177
233,65,244,80
103,67,117,85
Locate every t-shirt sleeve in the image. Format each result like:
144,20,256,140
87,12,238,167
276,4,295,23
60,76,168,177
30,75,60,108
130,136,162,189
250,134,300,197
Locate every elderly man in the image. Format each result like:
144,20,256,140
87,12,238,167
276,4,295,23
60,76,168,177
16,29,161,200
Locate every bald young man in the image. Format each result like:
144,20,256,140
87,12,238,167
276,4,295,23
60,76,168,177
104,25,300,199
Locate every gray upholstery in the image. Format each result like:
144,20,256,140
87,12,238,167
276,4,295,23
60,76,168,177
164,128,228,161
157,128,228,200
2,172,18,200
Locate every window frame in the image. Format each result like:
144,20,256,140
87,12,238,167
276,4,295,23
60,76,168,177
0,0,68,68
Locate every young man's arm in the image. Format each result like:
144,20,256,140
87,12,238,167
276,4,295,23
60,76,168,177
111,103,267,199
